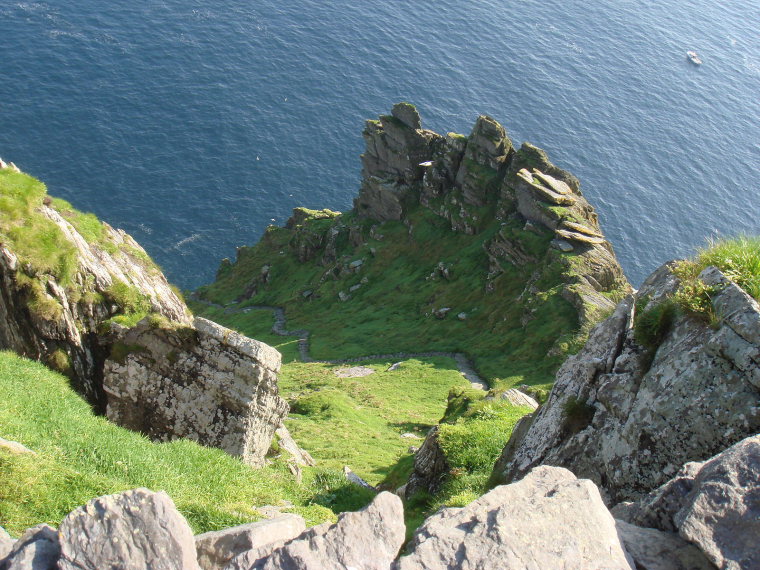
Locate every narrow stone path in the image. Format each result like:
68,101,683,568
190,297,488,391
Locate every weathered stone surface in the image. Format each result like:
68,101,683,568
58,488,199,570
615,520,715,570
397,466,634,570
556,228,605,245
560,219,603,237
391,102,422,130
104,317,288,467
0,524,58,570
492,265,760,504
195,514,305,570
404,426,449,498
0,202,191,408
0,526,13,561
256,492,404,570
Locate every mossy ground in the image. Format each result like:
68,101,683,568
196,204,588,392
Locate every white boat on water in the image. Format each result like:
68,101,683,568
686,50,703,65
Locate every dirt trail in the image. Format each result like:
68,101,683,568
191,298,488,391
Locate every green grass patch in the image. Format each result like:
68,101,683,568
0,351,342,535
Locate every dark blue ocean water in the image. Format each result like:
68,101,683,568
2,1,759,289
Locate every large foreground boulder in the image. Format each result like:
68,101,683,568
57,488,200,570
615,435,760,570
254,492,405,570
103,317,289,467
396,466,635,569
492,265,760,503
0,524,59,570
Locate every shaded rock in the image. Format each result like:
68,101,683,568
551,238,574,252
343,466,376,490
104,317,288,467
492,266,760,504
0,524,58,570
195,514,305,570
57,488,199,570
256,492,404,570
404,426,449,498
391,102,421,130
615,520,715,570
396,466,634,570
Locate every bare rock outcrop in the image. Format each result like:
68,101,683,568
195,514,305,570
614,520,715,570
254,492,405,570
396,466,635,570
403,426,449,498
491,264,760,504
615,435,759,570
0,524,59,570
103,317,288,467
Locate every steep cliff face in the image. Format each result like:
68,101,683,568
201,104,630,386
0,163,289,464
491,263,760,503
0,166,190,407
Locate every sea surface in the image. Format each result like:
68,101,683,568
1,0,759,289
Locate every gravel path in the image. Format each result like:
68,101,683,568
190,297,488,391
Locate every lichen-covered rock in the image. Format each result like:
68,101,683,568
617,435,759,570
58,488,199,570
195,514,305,570
0,168,191,409
103,317,288,466
614,520,715,570
492,265,760,504
255,492,405,570
0,524,59,570
396,466,635,570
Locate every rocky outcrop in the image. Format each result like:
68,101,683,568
614,435,759,570
103,317,288,467
254,492,405,570
396,466,635,570
0,219,189,408
402,426,449,498
614,520,715,570
491,264,760,504
195,515,305,570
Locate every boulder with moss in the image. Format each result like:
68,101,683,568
103,316,288,467
491,260,760,504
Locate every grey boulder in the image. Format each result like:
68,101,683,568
0,524,59,570
256,492,405,570
615,520,715,570
195,514,305,570
57,488,200,570
396,465,634,569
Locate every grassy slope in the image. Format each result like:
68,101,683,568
198,205,581,391
0,351,335,535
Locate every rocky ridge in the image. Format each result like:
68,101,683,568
491,264,760,504
0,163,290,465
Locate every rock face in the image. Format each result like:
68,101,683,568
255,492,405,570
616,435,760,570
103,317,288,467
491,264,760,504
0,206,190,408
195,514,305,570
354,103,628,329
0,524,59,570
0,166,290,464
614,520,715,570
396,466,635,570
403,426,449,498
57,488,200,570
